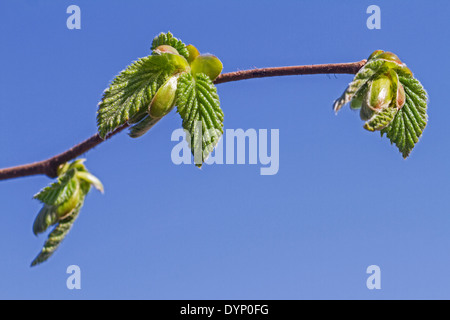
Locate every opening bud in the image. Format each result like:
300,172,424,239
148,75,178,119
191,54,223,81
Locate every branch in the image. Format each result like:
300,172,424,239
214,60,367,84
0,60,366,181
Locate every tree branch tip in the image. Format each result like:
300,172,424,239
0,60,366,181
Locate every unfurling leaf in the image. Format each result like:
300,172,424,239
76,171,104,193
97,52,189,138
333,50,427,158
31,159,103,266
176,72,224,166
31,205,82,267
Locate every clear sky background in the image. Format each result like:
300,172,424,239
0,0,449,299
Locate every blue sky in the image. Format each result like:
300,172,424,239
0,0,449,299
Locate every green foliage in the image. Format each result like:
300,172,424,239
97,52,189,138
34,169,78,208
31,160,103,266
380,75,428,158
15,33,433,268
31,204,82,267
176,72,224,166
334,50,428,158
97,32,224,165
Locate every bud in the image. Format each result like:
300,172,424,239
148,75,178,118
186,44,200,64
367,50,384,61
367,50,413,77
191,54,223,81
164,53,190,73
388,68,406,110
360,73,394,121
153,45,179,55
376,52,402,64
396,81,406,109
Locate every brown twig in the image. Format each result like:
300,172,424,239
214,61,367,84
0,60,366,181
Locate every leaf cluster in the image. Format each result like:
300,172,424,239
97,32,224,165
31,160,103,266
334,50,428,158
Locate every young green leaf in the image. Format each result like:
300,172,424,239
31,203,83,267
97,53,189,138
176,72,224,166
364,105,399,132
34,169,78,207
380,76,428,158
